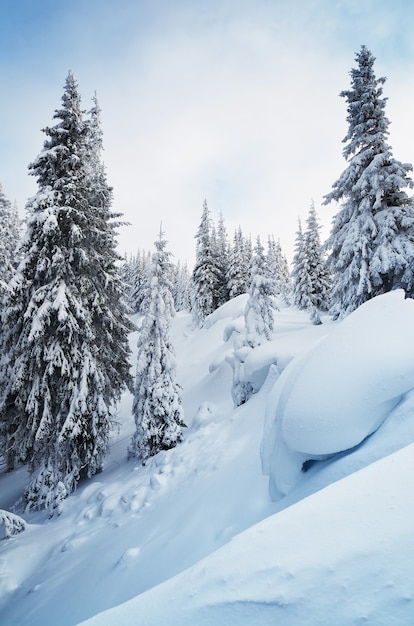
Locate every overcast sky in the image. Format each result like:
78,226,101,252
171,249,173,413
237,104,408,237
1,0,414,265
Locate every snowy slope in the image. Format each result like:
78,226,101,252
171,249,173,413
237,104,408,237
81,443,414,626
1,294,414,625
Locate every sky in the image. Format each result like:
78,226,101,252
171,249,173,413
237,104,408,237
1,0,414,265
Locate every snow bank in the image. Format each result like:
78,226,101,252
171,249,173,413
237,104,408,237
79,443,414,626
262,291,414,496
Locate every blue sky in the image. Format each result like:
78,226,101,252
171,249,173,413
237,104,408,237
1,0,414,263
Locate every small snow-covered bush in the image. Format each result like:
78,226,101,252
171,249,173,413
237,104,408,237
0,509,26,540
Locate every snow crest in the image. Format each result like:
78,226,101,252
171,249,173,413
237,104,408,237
262,290,414,496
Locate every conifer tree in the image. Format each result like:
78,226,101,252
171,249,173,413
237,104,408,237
303,202,331,323
129,250,152,313
172,260,191,312
291,218,308,309
0,72,133,510
324,45,414,317
226,227,251,298
129,229,185,462
291,205,331,323
214,212,230,306
230,236,277,406
191,200,222,325
266,235,291,302
244,236,277,347
0,185,20,303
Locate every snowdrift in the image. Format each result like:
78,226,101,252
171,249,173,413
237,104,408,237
262,290,414,497
80,443,414,626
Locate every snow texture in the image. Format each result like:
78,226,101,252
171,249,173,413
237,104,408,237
1,294,414,625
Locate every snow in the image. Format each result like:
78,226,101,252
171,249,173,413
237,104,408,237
261,290,414,497
1,293,414,625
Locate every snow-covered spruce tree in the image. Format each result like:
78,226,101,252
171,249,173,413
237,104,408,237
172,260,191,312
129,250,152,313
214,212,230,306
291,204,331,324
226,226,251,298
266,235,291,303
245,236,278,347
275,240,292,304
324,45,414,318
291,218,308,309
0,185,20,303
0,72,133,510
191,200,222,325
230,236,278,406
129,229,185,463
303,202,331,323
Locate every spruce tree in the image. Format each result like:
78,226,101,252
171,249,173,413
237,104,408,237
324,45,414,317
0,72,133,510
129,229,185,462
303,202,331,323
291,218,308,309
226,226,251,298
214,212,230,306
230,236,277,406
129,250,152,313
0,185,20,303
172,260,191,312
244,236,277,347
191,200,222,325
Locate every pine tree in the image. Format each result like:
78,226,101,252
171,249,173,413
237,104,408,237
324,45,414,317
129,229,185,462
214,212,230,306
0,72,133,510
303,202,331,323
230,236,277,406
0,185,20,303
129,250,151,313
226,227,251,298
266,235,291,302
291,205,331,323
172,260,191,312
191,200,222,325
275,240,292,304
244,236,277,347
291,218,308,309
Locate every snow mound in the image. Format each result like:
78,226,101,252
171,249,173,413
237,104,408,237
262,290,414,496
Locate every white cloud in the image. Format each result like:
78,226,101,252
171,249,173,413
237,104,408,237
1,0,414,266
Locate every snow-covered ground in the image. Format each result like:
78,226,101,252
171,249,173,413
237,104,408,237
1,291,414,625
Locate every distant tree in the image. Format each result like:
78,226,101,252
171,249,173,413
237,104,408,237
324,45,414,317
172,260,191,312
0,185,20,303
291,218,308,309
0,72,133,510
291,205,331,323
191,200,222,325
129,250,152,313
230,236,277,406
214,212,230,306
226,226,251,298
129,229,185,462
266,235,291,303
303,202,331,323
244,236,277,347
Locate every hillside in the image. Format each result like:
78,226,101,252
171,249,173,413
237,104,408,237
1,292,414,625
